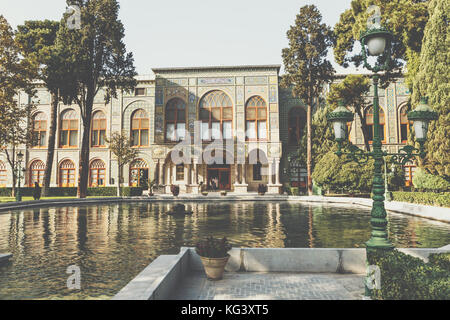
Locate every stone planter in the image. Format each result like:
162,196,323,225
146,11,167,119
258,192,265,196
199,255,230,280
201,191,208,196
220,191,227,196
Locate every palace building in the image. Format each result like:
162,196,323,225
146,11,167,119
0,65,415,193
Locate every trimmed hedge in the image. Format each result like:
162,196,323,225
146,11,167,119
368,249,450,300
392,191,450,207
0,187,144,197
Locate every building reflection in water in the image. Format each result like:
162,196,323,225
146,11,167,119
0,201,449,300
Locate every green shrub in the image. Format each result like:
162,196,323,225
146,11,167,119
392,191,450,207
0,187,144,198
368,249,450,300
0,188,11,196
429,252,450,271
413,168,450,192
312,148,374,194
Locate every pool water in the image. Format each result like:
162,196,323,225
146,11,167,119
0,201,448,300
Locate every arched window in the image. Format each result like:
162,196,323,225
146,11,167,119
0,161,6,187
131,109,149,147
288,107,306,146
129,159,149,187
365,106,386,143
399,105,411,143
29,160,45,187
89,159,106,187
91,111,106,147
165,98,186,142
59,160,76,187
32,112,47,147
199,90,233,140
246,96,267,141
60,109,78,148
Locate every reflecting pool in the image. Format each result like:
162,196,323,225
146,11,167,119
0,201,449,300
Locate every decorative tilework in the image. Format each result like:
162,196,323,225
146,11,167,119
236,77,244,85
396,83,410,96
269,85,277,103
269,76,278,84
156,78,165,86
387,87,395,112
189,78,197,86
245,76,267,85
155,114,163,134
167,78,188,86
156,89,164,105
237,87,244,104
198,77,234,85
270,104,278,112
189,92,196,104
246,86,266,95
166,87,187,100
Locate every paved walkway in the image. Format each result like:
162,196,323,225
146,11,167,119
171,272,365,300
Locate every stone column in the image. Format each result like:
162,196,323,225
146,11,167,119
267,161,274,185
158,160,164,185
275,159,281,185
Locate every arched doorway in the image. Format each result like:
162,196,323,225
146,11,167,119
205,150,233,191
129,159,149,187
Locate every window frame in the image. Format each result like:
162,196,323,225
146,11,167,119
29,160,46,187
131,109,150,147
91,111,107,148
32,112,47,148
199,90,233,141
89,159,106,187
59,160,76,187
59,110,79,148
245,96,268,141
165,98,187,142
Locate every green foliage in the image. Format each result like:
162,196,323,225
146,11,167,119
327,74,372,150
368,249,450,300
428,253,450,270
195,236,232,258
0,15,38,195
392,191,450,207
333,0,429,86
412,168,450,192
386,158,406,191
312,148,374,193
54,0,137,197
412,0,449,178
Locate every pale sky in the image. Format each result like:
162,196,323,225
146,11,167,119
2,0,361,75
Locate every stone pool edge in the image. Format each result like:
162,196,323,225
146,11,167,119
112,245,450,300
0,195,448,223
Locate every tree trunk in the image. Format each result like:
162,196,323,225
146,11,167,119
77,97,94,199
117,162,121,197
307,102,313,196
355,108,371,151
42,92,58,196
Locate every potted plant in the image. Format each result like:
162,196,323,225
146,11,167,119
195,236,232,280
258,184,267,195
220,190,227,196
170,184,180,197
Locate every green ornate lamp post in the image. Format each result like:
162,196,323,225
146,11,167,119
327,22,438,297
15,151,24,202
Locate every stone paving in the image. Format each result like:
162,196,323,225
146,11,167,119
171,272,365,300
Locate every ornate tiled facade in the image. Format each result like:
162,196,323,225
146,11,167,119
1,66,413,193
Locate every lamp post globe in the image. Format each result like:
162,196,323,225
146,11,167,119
407,97,438,142
327,99,354,144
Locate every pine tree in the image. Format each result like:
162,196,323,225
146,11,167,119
55,0,137,198
16,20,63,196
281,5,335,195
413,0,449,178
